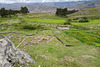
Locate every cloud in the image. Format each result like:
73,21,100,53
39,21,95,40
0,0,90,3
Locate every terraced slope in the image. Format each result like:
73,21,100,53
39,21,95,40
68,8,100,19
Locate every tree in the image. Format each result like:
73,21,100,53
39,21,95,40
0,8,8,17
56,8,68,16
79,17,89,23
7,9,15,17
0,7,23,18
63,8,68,16
56,8,78,17
20,7,29,14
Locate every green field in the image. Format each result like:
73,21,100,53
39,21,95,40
0,10,100,67
72,19,100,25
24,17,66,23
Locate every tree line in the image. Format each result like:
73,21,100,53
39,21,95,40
0,7,29,17
56,8,78,17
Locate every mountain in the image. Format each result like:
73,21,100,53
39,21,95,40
0,0,100,13
0,0,92,3
26,1,100,13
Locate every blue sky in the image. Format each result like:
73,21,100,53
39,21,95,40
0,0,90,3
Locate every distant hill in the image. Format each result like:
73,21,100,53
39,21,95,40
68,8,100,19
27,1,100,13
0,3,31,10
0,1,100,13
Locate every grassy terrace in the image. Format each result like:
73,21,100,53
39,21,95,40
24,13,66,23
24,17,65,23
72,19,100,25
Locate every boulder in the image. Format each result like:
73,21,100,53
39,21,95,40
57,27,69,30
0,35,34,67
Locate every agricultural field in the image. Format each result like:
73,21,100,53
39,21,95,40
72,19,100,25
0,11,100,67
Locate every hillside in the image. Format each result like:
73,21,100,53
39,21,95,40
27,5,57,13
68,8,100,20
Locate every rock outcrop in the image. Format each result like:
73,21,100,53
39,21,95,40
0,35,34,67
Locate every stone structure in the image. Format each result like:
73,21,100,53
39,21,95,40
0,35,34,67
57,27,69,30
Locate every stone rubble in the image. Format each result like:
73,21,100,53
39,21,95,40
0,35,34,67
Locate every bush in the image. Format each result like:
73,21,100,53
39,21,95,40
68,19,71,22
23,24,45,30
64,19,71,25
73,18,79,20
79,17,89,23
23,25,37,30
64,22,71,25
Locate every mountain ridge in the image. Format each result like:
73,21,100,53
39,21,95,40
0,1,99,13
0,0,92,3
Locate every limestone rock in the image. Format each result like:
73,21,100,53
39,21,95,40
0,35,34,67
57,27,69,30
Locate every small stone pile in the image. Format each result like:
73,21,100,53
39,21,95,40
0,35,34,67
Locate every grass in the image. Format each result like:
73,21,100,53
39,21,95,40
24,17,66,23
2,30,99,67
0,15,18,24
27,13,66,20
72,19,100,25
68,8,100,20
0,12,100,67
65,31,100,46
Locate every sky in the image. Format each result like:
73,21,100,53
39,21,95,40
0,0,90,3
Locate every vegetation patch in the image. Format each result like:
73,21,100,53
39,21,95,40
24,17,65,23
65,32,100,46
79,17,89,23
68,8,100,20
72,19,100,25
23,25,38,30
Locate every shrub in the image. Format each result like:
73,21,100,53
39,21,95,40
73,18,79,20
64,19,71,25
64,22,71,25
79,17,89,23
68,19,71,22
23,25,37,30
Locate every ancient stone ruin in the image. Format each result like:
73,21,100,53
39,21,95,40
0,35,34,67
57,27,69,30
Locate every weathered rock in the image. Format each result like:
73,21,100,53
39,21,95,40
55,31,60,34
57,27,69,30
0,35,34,67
